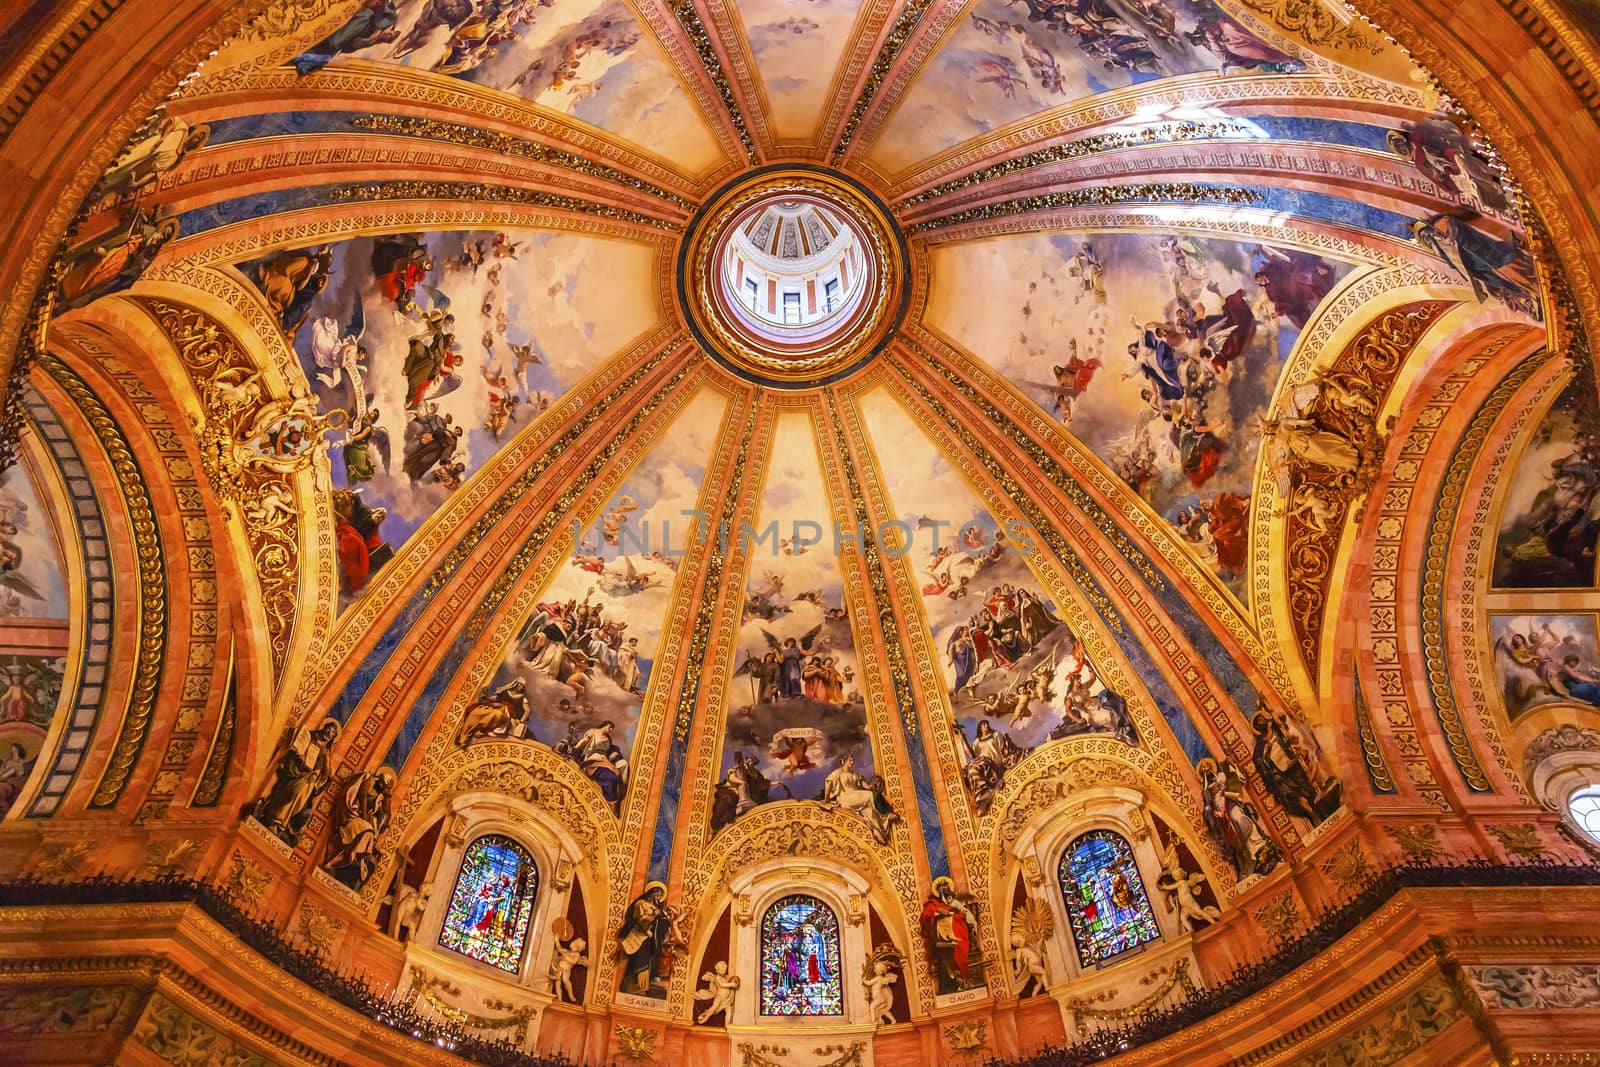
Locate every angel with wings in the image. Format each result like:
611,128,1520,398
1009,897,1054,997
861,944,902,1025
693,961,739,1024
768,727,823,777
763,623,823,701
1156,842,1223,931
602,495,639,546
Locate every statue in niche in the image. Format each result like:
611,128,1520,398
322,767,395,890
253,718,341,846
1198,757,1280,879
549,921,588,1004
920,877,984,994
389,884,430,942
1009,897,1054,997
693,961,739,1024
1155,843,1222,931
616,882,684,997
862,944,902,1025
1250,702,1341,824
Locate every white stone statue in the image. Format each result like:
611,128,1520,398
1157,845,1223,931
1010,897,1054,998
1010,932,1050,997
389,884,429,942
692,960,739,1024
862,946,902,1026
549,936,588,1004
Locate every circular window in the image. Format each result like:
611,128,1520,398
678,166,908,387
1570,785,1600,842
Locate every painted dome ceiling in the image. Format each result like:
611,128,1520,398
19,0,1567,1046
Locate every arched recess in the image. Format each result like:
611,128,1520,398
726,859,871,1028
390,790,587,1047
44,292,314,811
1321,303,1549,814
1000,781,1214,1041
688,802,924,1020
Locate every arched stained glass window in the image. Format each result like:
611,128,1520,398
1058,829,1161,968
759,895,843,1016
439,834,538,973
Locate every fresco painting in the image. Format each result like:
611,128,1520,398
858,390,1136,816
236,229,658,609
712,414,898,845
733,0,866,141
454,387,727,812
1491,614,1600,720
1492,374,1600,589
925,232,1355,601
871,0,1305,173
0,459,68,621
297,0,723,174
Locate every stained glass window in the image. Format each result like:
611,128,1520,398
759,895,843,1016
439,834,538,973
1058,829,1161,968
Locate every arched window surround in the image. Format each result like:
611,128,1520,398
409,794,582,994
1010,786,1211,995
725,858,877,1031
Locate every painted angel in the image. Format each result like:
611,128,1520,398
602,495,639,545
768,727,824,777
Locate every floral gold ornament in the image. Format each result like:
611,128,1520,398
944,1018,989,1056
1488,824,1548,859
1388,824,1446,862
614,1024,659,1061
1253,891,1302,944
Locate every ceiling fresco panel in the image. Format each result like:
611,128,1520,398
922,230,1358,602
711,412,892,844
867,0,1315,175
855,388,1147,816
410,385,729,801
295,0,725,174
233,228,661,612
1491,368,1600,590
730,0,869,143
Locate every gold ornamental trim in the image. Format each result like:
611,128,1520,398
681,169,906,384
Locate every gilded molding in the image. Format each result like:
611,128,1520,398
324,180,678,231
1233,0,1384,53
663,0,758,164
830,0,939,160
36,354,168,810
345,114,696,211
898,120,1250,209
1417,340,1548,795
1277,302,1448,673
904,183,1263,236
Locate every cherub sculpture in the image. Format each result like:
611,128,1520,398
549,932,588,1004
1010,897,1054,997
862,943,902,1026
389,883,429,942
692,960,739,1024
1156,843,1223,931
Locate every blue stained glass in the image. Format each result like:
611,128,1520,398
759,895,843,1016
439,835,538,973
1059,830,1161,968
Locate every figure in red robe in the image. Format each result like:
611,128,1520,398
920,877,980,993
